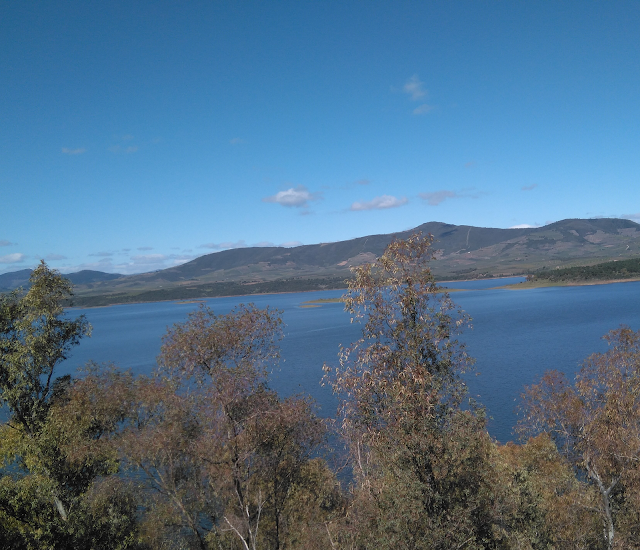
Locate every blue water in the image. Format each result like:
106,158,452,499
60,279,640,443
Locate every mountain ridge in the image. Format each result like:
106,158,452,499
4,218,640,305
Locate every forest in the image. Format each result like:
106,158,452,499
1,235,640,549
529,257,640,284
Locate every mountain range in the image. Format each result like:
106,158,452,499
3,218,640,306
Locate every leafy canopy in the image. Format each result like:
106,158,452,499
0,261,90,435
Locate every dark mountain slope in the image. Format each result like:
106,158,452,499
68,218,640,304
0,269,32,291
5,218,640,306
0,269,123,291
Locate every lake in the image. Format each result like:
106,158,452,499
60,277,640,443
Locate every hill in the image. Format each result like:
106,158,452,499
0,269,124,292
4,218,640,305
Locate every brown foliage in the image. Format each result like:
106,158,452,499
325,234,501,549
519,326,640,549
72,304,338,550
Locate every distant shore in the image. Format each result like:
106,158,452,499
67,275,640,310
499,277,640,290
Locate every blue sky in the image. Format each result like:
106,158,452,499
1,2,639,275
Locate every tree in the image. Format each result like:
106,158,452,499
0,261,90,435
489,434,599,549
324,234,495,549
520,326,640,549
108,303,338,550
0,263,145,548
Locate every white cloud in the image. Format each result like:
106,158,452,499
45,254,67,261
61,147,86,155
200,240,247,251
0,253,25,264
509,224,537,229
522,184,538,191
351,195,408,211
419,190,457,206
403,74,427,100
413,104,434,115
0,240,13,247
622,213,640,221
262,185,321,208
230,137,246,145
280,241,303,248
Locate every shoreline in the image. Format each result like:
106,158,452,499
67,275,640,310
499,277,640,290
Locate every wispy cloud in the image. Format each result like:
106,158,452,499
0,253,25,264
200,239,302,251
522,184,538,191
355,179,371,186
45,254,67,261
413,104,434,115
109,134,139,154
200,240,247,251
262,185,322,208
0,240,14,247
89,252,114,257
509,224,538,229
464,161,476,169
62,147,86,155
230,137,246,145
351,195,408,211
420,190,457,206
137,246,153,251
403,74,427,100
623,212,640,221
76,252,197,275
130,254,166,263
403,74,435,115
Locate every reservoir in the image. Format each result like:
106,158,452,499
61,277,640,443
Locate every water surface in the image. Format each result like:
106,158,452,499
61,279,640,442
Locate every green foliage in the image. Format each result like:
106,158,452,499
0,263,146,549
530,257,640,283
0,261,90,435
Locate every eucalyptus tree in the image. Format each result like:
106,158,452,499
0,262,145,549
0,260,90,435
520,326,640,549
107,303,339,550
325,234,498,549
